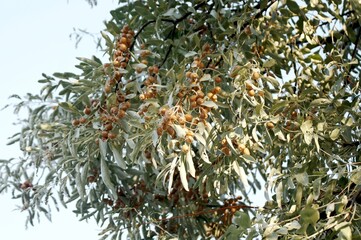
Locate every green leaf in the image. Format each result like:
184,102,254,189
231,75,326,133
234,212,251,230
310,98,331,106
99,140,117,199
351,169,361,185
109,143,126,169
286,0,301,14
300,206,319,226
295,172,309,186
58,102,80,114
263,59,277,68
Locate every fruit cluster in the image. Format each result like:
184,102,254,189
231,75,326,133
72,25,135,141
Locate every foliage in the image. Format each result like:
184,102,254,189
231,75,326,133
1,0,361,239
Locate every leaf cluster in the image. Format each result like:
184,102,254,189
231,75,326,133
1,0,361,239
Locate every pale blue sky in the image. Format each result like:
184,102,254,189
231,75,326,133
0,1,119,239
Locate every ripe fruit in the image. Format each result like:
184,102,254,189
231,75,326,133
79,117,87,124
101,131,109,139
238,143,246,152
178,117,186,125
119,43,128,52
117,109,126,118
252,71,260,80
185,114,193,122
222,147,231,156
104,84,112,94
190,72,199,80
212,86,222,94
157,126,163,136
108,132,117,139
266,122,274,129
72,119,80,127
248,89,255,97
104,123,113,131
139,93,146,100
214,76,222,83
185,135,194,143
211,94,218,102
197,98,205,105
243,147,250,156
110,106,119,115
181,144,189,153
83,107,91,115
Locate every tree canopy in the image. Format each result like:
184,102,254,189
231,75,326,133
1,0,361,239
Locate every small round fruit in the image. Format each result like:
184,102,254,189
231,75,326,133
139,93,146,100
87,175,96,183
185,114,193,122
185,135,194,143
104,123,113,131
104,84,112,94
181,144,189,153
79,117,87,124
214,76,222,83
117,109,126,118
83,107,91,115
266,122,274,129
72,119,80,127
243,147,250,156
101,131,109,139
252,71,260,80
212,86,222,94
248,89,255,97
119,43,128,52
238,143,246,152
108,132,117,139
196,98,205,105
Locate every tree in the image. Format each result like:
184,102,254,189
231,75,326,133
1,0,360,239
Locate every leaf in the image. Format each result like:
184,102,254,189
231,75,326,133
201,101,218,109
284,220,301,230
173,124,186,138
75,164,85,201
76,57,102,67
286,0,300,14
276,181,283,208
167,156,178,194
186,150,195,178
313,178,321,200
300,206,320,226
351,169,361,185
58,102,80,114
310,98,331,106
330,128,340,141
200,148,211,164
194,133,206,146
300,120,313,145
178,159,189,191
184,51,197,58
109,143,126,169
232,161,249,188
263,59,277,68
295,172,309,186
337,226,351,240
99,140,117,199
234,212,251,230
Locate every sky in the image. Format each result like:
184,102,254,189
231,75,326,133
0,1,119,239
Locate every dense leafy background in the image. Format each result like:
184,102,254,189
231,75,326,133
1,0,360,239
